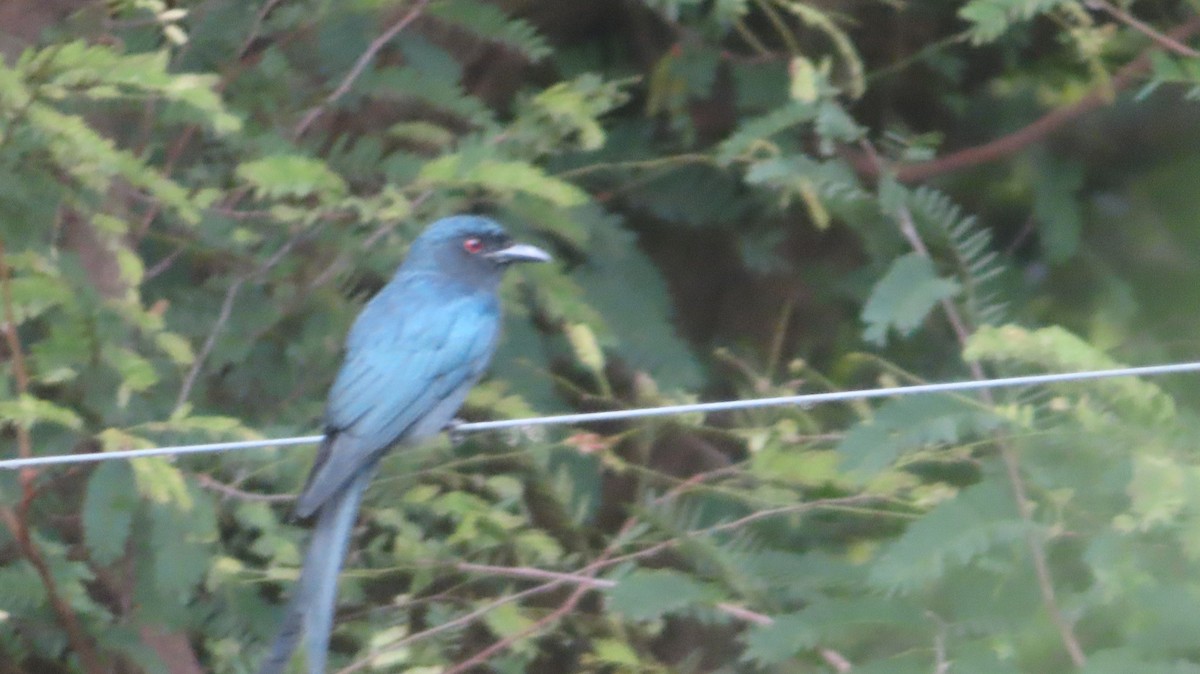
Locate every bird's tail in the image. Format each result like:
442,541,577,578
258,467,374,674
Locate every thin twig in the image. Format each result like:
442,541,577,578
143,244,186,281
440,468,707,672
333,581,565,674
0,245,28,396
1087,0,1200,57
903,198,1085,667
443,581,590,674
174,277,243,411
455,562,616,589
292,0,432,139
847,15,1200,182
716,602,773,625
238,0,289,59
0,240,107,674
174,232,300,412
193,473,295,503
929,611,950,674
866,142,1088,668
821,648,854,673
133,0,283,247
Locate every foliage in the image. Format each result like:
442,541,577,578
2,1,1200,673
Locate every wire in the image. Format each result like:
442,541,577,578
3,361,1199,471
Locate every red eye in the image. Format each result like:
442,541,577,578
463,237,484,254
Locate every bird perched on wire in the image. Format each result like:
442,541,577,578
258,215,551,674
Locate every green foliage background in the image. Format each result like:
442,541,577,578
3,0,1200,672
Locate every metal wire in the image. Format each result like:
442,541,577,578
3,361,1199,471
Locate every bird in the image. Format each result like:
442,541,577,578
258,215,551,674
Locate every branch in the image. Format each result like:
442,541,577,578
455,562,616,589
292,0,431,139
863,143,1088,668
1087,0,1200,57
849,15,1200,183
192,472,295,503
174,277,243,411
173,230,299,412
443,578,590,674
0,241,29,396
0,240,107,674
334,581,566,674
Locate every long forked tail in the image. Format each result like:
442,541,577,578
258,468,374,674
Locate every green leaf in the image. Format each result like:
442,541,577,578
589,638,641,667
1126,453,1190,529
483,602,536,639
82,462,138,565
420,155,589,206
623,163,752,227
836,395,1005,478
905,186,1008,326
24,103,198,223
5,273,73,325
0,561,48,612
106,347,159,403
815,101,864,143
516,75,628,153
1032,155,1084,262
566,221,704,390
964,324,1175,423
861,253,960,346
237,155,348,201
741,597,923,665
959,0,1069,44
362,65,492,125
0,393,83,430
867,477,1035,593
1123,584,1200,658
147,485,217,601
427,0,552,61
605,569,720,620
155,332,195,366
130,458,193,509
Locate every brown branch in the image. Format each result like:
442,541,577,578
0,240,30,400
444,581,590,674
0,240,107,674
292,0,431,140
862,142,1088,667
192,472,295,503
455,562,616,589
0,508,108,674
901,195,1087,668
334,581,566,674
340,474,872,672
850,14,1200,183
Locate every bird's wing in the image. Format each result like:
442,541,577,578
294,278,499,517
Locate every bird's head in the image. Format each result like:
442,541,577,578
402,215,551,287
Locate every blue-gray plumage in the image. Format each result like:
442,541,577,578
259,215,550,674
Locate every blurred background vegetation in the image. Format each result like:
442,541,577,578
4,0,1200,672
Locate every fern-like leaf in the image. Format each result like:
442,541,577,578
959,0,1071,44
717,101,818,164
428,0,552,61
907,186,1010,327
868,477,1038,594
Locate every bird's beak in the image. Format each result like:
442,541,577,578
486,242,552,264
